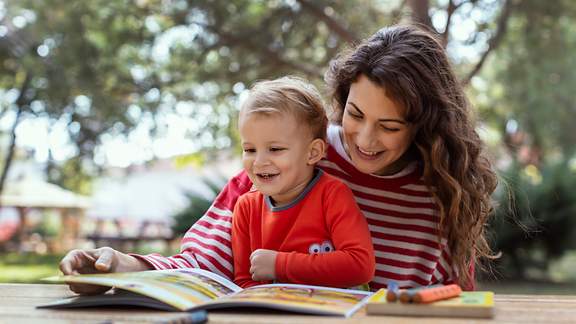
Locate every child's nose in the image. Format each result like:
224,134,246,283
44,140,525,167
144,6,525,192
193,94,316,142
253,153,270,166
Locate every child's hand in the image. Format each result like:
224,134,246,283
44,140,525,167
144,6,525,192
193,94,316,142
249,249,277,281
59,247,151,295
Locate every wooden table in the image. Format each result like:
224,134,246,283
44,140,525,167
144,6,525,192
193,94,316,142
4,283,576,323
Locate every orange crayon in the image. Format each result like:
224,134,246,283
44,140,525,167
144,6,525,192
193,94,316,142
412,284,462,304
398,284,443,303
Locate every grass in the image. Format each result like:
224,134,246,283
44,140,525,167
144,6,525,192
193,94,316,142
0,253,63,283
0,245,178,284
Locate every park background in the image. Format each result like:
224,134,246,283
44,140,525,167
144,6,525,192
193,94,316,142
1,0,575,294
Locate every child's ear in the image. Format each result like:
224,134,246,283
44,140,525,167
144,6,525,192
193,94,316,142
307,138,326,165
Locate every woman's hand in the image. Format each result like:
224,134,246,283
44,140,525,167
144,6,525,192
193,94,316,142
249,249,277,281
59,247,152,295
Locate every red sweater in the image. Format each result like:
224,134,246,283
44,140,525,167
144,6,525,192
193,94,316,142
132,125,468,291
231,171,375,288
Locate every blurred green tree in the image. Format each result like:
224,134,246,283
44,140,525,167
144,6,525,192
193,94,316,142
0,1,165,193
0,0,513,195
490,161,576,279
485,0,576,159
476,0,576,280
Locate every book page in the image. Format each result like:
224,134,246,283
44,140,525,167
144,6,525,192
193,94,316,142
44,269,242,311
203,283,372,317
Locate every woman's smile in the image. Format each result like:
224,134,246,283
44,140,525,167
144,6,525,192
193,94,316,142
355,145,385,160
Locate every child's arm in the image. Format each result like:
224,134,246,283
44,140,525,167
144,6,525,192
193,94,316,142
275,183,375,288
231,196,265,288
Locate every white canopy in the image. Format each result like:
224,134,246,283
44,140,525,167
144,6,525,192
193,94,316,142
0,177,91,209
87,170,216,221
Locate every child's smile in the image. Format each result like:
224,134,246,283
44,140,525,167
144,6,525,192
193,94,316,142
254,172,280,185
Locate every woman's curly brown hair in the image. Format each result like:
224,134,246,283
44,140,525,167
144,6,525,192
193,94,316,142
325,24,498,288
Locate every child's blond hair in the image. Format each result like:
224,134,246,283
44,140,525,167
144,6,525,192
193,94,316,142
240,76,328,141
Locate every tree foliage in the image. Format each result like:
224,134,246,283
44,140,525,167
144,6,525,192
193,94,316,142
490,160,576,279
1,1,513,189
477,0,576,279
485,0,576,158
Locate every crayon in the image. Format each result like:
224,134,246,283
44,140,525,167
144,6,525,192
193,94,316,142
385,281,400,302
399,289,414,303
399,284,444,303
412,284,462,304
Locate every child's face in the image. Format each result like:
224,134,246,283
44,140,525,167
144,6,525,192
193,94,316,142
342,74,415,176
239,112,317,206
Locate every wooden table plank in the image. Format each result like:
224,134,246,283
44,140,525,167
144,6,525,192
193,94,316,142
1,284,575,323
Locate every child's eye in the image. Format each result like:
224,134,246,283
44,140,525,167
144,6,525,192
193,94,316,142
269,147,285,152
243,148,256,153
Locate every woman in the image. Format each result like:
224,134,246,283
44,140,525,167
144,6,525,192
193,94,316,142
60,24,497,293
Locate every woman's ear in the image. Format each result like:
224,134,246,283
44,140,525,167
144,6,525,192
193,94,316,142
307,138,326,165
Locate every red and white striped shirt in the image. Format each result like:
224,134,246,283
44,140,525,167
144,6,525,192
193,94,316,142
132,125,462,291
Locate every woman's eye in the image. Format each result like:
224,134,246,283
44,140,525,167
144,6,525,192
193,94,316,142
347,111,362,119
380,125,400,132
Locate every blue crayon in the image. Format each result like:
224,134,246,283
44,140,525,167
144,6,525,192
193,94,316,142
399,284,444,303
385,281,400,302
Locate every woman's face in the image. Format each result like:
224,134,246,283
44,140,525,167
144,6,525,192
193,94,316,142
342,74,416,175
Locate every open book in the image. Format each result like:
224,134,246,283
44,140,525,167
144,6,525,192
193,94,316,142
38,269,371,317
365,288,495,318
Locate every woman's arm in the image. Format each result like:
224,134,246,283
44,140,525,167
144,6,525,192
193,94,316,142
130,170,252,280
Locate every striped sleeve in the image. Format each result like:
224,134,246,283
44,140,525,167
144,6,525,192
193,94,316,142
130,170,252,280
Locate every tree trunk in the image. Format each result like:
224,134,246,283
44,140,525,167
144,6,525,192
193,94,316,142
0,72,31,202
407,0,435,32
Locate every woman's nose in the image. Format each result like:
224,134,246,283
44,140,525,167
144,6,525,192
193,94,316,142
356,124,376,148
